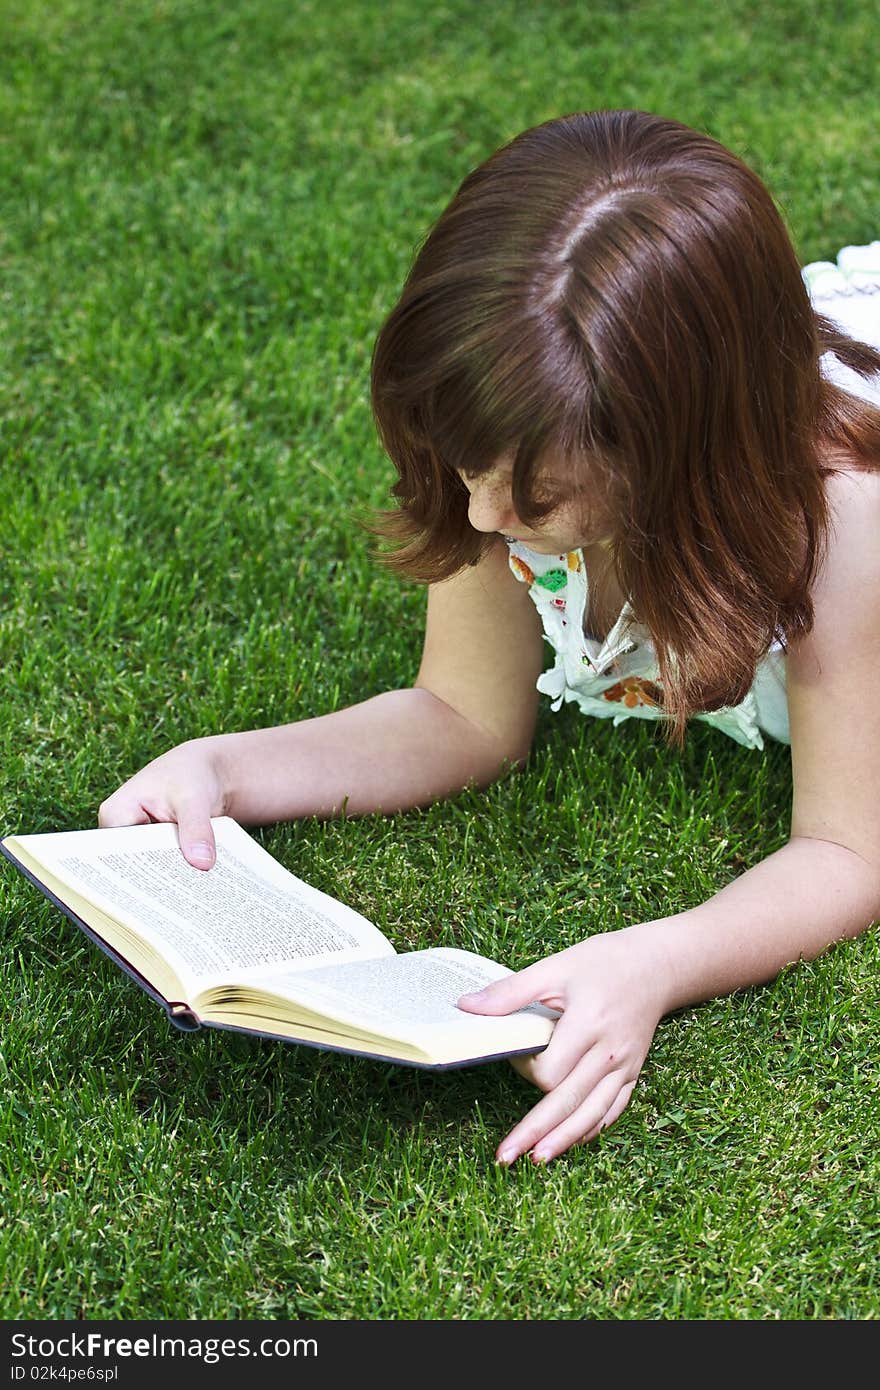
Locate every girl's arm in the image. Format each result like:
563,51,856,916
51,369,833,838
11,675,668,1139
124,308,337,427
654,467,880,1006
461,468,880,1163
99,538,544,865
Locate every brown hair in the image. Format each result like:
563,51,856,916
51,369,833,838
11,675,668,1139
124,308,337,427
370,109,880,746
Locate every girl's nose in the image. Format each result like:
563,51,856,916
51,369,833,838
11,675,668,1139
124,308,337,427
466,476,517,534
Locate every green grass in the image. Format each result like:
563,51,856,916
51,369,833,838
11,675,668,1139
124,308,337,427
2,0,879,1320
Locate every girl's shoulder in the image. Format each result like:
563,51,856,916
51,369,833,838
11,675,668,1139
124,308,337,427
816,462,880,601
786,461,880,772
823,459,880,517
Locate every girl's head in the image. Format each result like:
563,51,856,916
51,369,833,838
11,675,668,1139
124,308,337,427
371,109,880,742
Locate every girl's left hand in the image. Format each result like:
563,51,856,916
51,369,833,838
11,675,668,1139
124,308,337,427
457,927,670,1164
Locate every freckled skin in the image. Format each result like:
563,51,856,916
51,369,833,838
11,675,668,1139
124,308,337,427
458,460,612,552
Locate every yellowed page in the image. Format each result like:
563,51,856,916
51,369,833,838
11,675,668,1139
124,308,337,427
5,818,393,999
199,947,557,1062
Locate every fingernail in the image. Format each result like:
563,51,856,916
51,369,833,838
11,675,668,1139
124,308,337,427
530,1148,550,1165
188,843,214,867
496,1147,516,1165
459,989,486,1003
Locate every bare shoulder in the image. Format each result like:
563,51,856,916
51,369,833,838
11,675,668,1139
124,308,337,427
822,462,880,519
792,465,880,677
787,465,880,867
816,465,880,593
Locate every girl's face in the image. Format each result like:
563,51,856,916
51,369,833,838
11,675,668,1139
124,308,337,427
458,455,612,554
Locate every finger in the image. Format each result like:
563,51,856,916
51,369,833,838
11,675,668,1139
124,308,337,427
99,791,217,871
574,1080,636,1148
508,1052,542,1084
457,958,560,1016
98,794,154,830
530,1077,636,1163
174,802,217,870
521,1006,601,1092
495,1046,617,1164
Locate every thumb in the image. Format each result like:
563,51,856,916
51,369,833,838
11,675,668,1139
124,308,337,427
175,803,217,871
457,960,554,1017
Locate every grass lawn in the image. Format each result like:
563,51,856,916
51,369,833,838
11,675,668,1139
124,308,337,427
2,0,878,1320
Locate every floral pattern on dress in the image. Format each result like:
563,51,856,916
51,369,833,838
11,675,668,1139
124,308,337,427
505,537,795,747
499,242,880,750
602,676,663,709
535,568,567,593
510,555,535,586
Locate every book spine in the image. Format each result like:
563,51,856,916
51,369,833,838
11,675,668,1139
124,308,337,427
168,1004,201,1031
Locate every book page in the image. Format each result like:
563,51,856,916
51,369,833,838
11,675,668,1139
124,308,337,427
8,819,393,988
239,947,557,1051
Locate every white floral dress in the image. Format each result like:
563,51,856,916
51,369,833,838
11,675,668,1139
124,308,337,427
508,241,880,750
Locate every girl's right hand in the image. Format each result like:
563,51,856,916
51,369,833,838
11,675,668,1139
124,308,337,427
98,738,228,870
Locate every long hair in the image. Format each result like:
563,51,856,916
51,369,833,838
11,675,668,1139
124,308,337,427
370,109,880,746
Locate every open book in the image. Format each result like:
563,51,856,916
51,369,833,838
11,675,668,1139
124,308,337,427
1,817,555,1068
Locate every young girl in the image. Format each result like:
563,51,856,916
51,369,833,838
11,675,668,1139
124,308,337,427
98,110,880,1166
